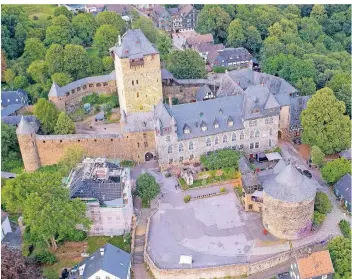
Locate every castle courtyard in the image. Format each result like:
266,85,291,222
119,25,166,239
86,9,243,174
147,175,283,269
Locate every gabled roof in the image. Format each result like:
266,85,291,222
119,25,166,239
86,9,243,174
1,103,24,117
161,68,174,80
334,173,351,203
16,116,37,135
110,29,158,59
79,243,131,279
264,93,280,110
1,89,29,107
195,85,212,101
177,4,194,16
297,250,334,279
214,47,252,62
104,4,132,14
186,34,213,46
151,5,170,17
194,42,224,53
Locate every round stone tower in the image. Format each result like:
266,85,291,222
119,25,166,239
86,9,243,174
262,163,316,240
16,116,41,172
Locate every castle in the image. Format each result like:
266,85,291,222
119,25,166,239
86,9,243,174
17,29,306,172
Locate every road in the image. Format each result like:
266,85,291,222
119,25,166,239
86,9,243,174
1,171,17,179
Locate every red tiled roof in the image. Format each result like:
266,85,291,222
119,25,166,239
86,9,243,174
297,251,334,279
186,34,214,46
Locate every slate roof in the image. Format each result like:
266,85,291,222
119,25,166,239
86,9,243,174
2,115,39,128
211,47,252,63
76,243,131,279
16,116,38,134
159,95,245,140
339,148,351,160
123,111,155,133
186,34,213,46
263,164,316,202
1,210,8,223
1,104,23,117
104,4,132,15
195,85,213,101
110,29,158,59
242,172,260,189
290,95,310,128
167,7,179,15
151,4,170,17
48,71,116,97
177,4,194,16
161,68,174,80
297,250,334,279
334,173,351,204
239,156,252,174
1,89,29,107
193,42,224,53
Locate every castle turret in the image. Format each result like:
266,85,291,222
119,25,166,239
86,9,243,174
16,116,41,172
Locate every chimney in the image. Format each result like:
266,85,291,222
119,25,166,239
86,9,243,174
100,247,105,256
118,35,122,46
168,96,172,107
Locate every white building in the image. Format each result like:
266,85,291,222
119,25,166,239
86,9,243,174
68,158,133,236
1,211,12,241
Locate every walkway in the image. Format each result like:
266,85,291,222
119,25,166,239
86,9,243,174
1,171,17,179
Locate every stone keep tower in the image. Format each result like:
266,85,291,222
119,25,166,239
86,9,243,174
110,29,163,115
16,117,41,172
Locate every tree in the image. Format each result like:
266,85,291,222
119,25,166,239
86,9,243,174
166,49,206,79
22,38,46,65
45,25,71,46
200,149,241,170
244,26,262,55
155,31,172,61
72,13,97,46
328,237,351,278
51,72,73,87
53,6,73,19
335,84,351,117
1,122,22,172
314,192,332,214
27,60,48,84
261,36,285,59
310,145,325,167
196,5,231,43
63,44,89,79
310,5,327,25
321,158,351,184
327,72,350,93
1,244,42,279
132,17,158,44
313,211,326,225
87,55,104,76
54,112,75,134
33,98,59,134
93,24,119,56
13,75,28,89
95,11,126,34
45,44,65,75
4,68,15,87
295,78,316,96
136,173,160,203
1,50,7,82
102,56,114,73
300,88,350,154
227,19,245,48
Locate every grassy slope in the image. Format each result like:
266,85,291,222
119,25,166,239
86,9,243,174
21,4,56,20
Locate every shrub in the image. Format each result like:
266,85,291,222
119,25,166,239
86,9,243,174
272,147,282,153
313,211,326,225
184,195,191,203
314,192,333,214
34,250,57,264
200,149,241,170
165,172,172,178
339,219,351,238
123,232,131,244
120,160,135,167
235,186,243,196
63,229,87,242
213,66,226,73
220,187,226,193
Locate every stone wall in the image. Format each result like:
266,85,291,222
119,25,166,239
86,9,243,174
262,192,315,240
163,84,200,103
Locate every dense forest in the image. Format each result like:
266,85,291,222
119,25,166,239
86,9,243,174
1,4,351,115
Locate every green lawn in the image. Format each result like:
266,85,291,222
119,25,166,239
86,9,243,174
21,4,56,20
87,235,131,254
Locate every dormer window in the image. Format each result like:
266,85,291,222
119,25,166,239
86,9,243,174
251,108,260,113
214,119,219,129
183,124,191,134
200,121,207,131
227,116,234,127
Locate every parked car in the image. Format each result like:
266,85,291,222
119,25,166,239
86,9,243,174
292,138,301,145
303,170,312,178
296,166,303,174
255,152,268,162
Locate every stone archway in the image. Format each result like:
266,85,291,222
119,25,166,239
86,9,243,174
278,131,282,139
145,152,153,162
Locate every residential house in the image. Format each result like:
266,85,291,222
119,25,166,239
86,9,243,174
195,85,216,101
208,47,252,69
85,4,105,14
1,210,22,249
150,5,171,32
334,173,351,212
134,4,155,11
58,4,85,13
186,33,214,49
171,4,198,32
70,243,131,279
1,89,29,117
68,158,134,236
104,4,132,16
290,250,334,279
193,42,224,61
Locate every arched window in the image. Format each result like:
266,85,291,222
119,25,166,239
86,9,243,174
132,80,134,85
269,139,272,147
137,92,139,98
250,131,254,139
232,133,236,142
240,131,244,140
223,135,228,143
215,137,219,145
179,143,184,152
168,145,172,154
206,138,211,147
255,130,260,138
137,142,140,148
189,141,193,150
269,128,273,136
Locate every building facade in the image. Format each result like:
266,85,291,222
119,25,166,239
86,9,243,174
150,5,171,32
171,5,198,32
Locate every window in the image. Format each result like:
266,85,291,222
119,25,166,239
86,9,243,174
250,131,254,139
255,142,259,148
214,137,219,145
250,143,254,149
240,131,244,140
206,138,211,147
269,139,272,147
189,141,193,150
169,158,173,164
136,79,138,85
168,145,172,154
265,117,273,124
144,142,148,148
179,143,184,152
232,133,236,142
214,121,219,129
137,92,139,98
132,80,134,85
190,154,194,160
249,120,257,127
223,135,228,143
269,128,273,136
255,130,260,138
137,142,140,148
166,136,170,142
179,156,184,162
